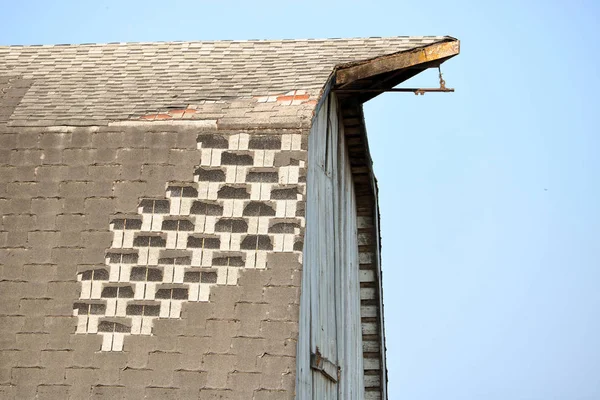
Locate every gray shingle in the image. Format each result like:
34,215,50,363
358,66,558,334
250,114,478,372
0,37,449,124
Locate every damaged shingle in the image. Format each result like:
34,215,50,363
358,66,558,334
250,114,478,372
194,167,226,182
197,134,229,148
218,186,250,199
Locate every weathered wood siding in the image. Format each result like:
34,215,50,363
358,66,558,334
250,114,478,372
297,94,364,399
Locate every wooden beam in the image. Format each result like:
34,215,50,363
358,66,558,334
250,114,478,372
335,40,460,87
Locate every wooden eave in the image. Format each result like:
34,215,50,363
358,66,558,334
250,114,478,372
333,38,460,103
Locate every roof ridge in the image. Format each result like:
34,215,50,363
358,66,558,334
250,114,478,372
0,35,452,48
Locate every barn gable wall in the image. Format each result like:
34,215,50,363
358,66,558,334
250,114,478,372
0,123,306,399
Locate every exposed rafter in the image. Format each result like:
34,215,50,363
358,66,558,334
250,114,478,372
335,39,459,86
333,39,460,103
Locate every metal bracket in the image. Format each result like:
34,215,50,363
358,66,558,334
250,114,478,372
333,66,454,96
413,66,453,95
310,349,340,383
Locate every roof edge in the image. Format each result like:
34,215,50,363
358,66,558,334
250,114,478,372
334,38,460,88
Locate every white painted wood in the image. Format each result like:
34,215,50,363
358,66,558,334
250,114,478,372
360,305,378,318
364,374,381,387
362,340,380,353
360,287,377,300
363,358,381,371
297,94,364,400
336,99,365,400
365,390,382,400
362,322,378,336
359,269,376,283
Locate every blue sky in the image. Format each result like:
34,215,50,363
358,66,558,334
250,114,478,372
2,1,599,398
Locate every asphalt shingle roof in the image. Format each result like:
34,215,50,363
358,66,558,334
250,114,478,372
0,36,449,125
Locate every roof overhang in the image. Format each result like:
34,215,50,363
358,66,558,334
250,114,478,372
332,38,460,103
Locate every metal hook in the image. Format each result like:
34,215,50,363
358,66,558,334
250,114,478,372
438,66,447,90
413,66,452,95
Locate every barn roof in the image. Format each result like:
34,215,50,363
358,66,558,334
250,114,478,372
0,36,454,126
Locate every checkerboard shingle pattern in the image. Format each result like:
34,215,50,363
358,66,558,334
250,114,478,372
74,130,307,351
0,123,304,399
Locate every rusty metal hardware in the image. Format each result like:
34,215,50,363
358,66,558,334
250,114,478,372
333,66,454,95
413,66,453,95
